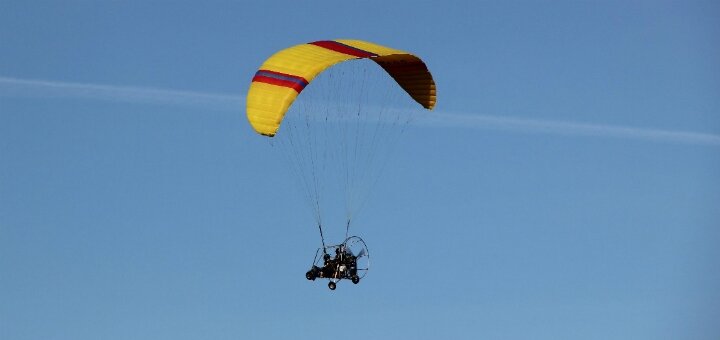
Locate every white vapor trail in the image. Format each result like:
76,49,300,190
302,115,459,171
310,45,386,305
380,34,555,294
421,111,720,146
0,76,242,111
2,76,719,146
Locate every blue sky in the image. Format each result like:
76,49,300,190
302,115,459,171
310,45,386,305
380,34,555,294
1,1,719,339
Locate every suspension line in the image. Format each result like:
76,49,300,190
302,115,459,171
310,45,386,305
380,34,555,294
318,223,328,255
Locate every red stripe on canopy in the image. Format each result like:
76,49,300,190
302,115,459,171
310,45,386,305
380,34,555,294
252,75,305,93
309,40,378,58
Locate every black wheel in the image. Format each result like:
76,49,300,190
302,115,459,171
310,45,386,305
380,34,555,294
328,281,336,290
351,275,360,284
306,270,316,281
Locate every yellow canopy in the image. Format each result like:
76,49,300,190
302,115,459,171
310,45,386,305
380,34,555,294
246,39,436,136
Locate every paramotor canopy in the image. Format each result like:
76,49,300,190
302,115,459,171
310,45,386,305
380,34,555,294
247,39,436,137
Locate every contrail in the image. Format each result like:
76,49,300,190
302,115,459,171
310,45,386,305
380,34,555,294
0,76,242,111
2,75,719,146
420,111,720,146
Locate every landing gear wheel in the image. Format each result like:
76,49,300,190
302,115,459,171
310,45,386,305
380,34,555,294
306,270,316,281
343,236,370,279
351,275,360,284
328,281,336,290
